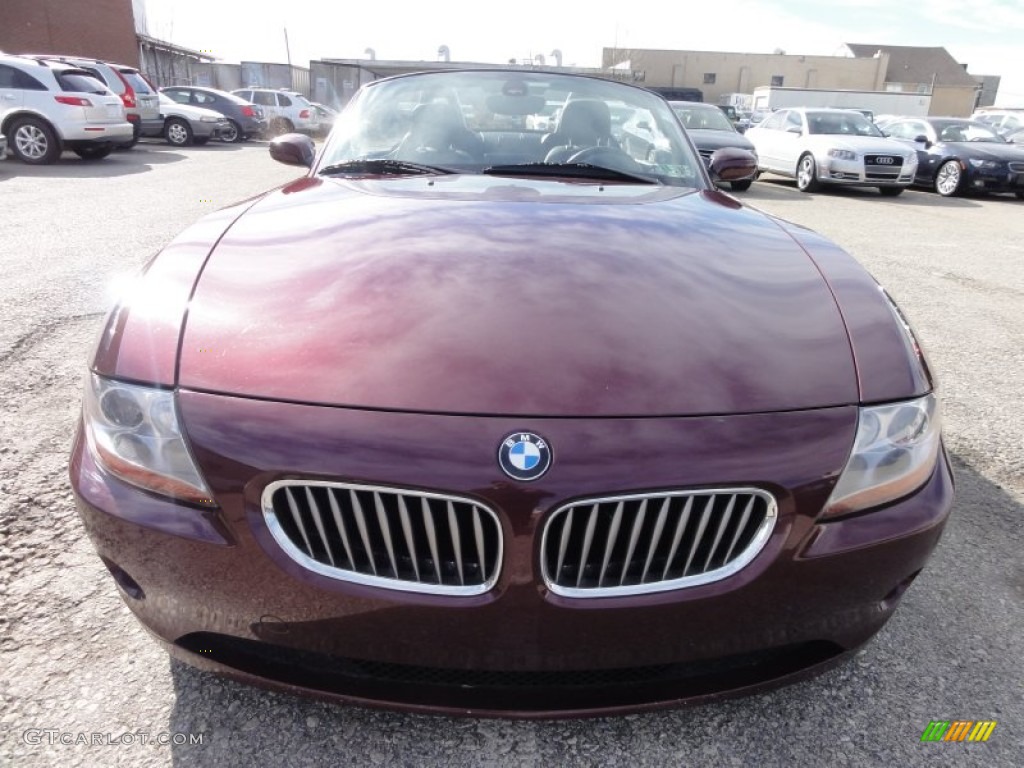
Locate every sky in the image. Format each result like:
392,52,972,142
138,0,1024,106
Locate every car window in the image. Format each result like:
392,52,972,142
253,91,275,106
805,111,882,136
785,111,804,132
56,72,110,95
164,89,191,104
672,105,733,131
760,111,787,130
193,91,216,105
936,122,1003,143
278,93,293,107
120,71,153,94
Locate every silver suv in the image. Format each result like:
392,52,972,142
0,54,132,163
232,88,319,136
28,55,161,145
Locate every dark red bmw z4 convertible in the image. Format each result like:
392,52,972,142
70,69,953,717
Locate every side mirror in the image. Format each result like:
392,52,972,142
786,125,802,134
270,133,316,168
913,134,932,149
708,147,757,184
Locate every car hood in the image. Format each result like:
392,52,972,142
808,135,914,156
688,130,756,153
178,176,857,416
943,141,1024,161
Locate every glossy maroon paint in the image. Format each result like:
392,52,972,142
176,177,859,416
75,163,954,716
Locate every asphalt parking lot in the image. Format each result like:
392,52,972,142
1,143,1022,767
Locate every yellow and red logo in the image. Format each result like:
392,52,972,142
921,721,997,742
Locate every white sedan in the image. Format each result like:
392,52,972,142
746,108,917,196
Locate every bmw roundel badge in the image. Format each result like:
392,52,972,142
498,432,552,481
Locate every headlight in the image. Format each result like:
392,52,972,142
83,375,216,506
825,394,941,518
967,158,1001,170
199,116,220,123
827,149,858,161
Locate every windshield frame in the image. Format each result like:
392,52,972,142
313,69,710,189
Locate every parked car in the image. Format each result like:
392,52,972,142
26,55,160,145
0,54,132,164
71,68,951,717
746,107,917,195
884,116,1024,198
970,109,1024,139
670,101,758,191
232,87,318,136
160,86,266,143
310,101,338,137
139,93,229,146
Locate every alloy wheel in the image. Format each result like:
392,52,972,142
15,124,48,160
935,160,962,197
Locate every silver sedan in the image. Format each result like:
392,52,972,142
746,107,918,196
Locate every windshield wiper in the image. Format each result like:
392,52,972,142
318,159,456,177
482,162,657,184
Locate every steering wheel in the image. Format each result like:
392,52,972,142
567,146,642,172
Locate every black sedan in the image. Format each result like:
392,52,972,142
669,101,758,191
160,86,267,143
885,117,1024,198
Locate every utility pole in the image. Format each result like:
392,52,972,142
284,27,293,89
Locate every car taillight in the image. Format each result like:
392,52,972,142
241,105,256,117
114,70,137,108
55,96,93,107
299,109,310,119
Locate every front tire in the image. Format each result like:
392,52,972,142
220,120,242,143
165,118,193,147
10,117,61,164
878,186,904,197
730,179,753,192
73,145,113,160
935,160,964,197
796,153,821,192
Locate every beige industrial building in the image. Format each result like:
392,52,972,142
603,44,986,116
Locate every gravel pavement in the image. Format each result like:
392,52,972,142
1,145,1021,767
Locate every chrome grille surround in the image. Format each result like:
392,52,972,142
262,480,502,596
540,488,777,598
1009,162,1024,173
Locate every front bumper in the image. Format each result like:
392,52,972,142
193,120,231,139
819,155,916,187
964,165,1024,193
71,392,954,717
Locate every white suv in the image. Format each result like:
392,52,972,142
0,54,132,163
27,56,162,146
232,88,319,136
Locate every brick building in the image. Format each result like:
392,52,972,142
0,0,139,67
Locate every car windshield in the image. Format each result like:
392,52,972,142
934,121,1005,143
317,70,704,187
670,104,734,132
806,111,883,137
